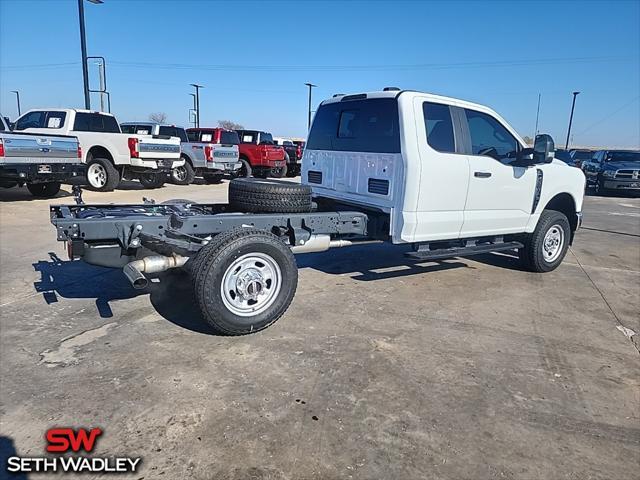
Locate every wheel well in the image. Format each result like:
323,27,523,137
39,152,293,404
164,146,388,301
87,146,114,163
181,153,193,166
544,192,577,239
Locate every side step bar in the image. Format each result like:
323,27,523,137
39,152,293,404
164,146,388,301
405,241,523,261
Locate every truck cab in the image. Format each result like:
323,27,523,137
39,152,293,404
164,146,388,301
303,90,585,245
235,130,286,178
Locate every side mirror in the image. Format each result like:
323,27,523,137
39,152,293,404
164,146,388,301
533,134,555,164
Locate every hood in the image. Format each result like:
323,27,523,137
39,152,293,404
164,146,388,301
602,161,640,170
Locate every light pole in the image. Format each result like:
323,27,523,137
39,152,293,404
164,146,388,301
565,91,580,150
190,84,203,128
10,90,21,116
534,93,541,138
77,0,103,110
304,83,317,130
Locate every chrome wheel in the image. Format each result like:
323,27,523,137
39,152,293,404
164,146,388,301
87,163,107,188
542,224,564,262
221,252,282,317
173,165,187,182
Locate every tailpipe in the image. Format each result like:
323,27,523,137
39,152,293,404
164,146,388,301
123,254,188,289
290,234,352,254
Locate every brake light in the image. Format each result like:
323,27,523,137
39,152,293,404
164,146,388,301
128,138,139,158
77,145,82,159
214,130,221,144
0,139,4,157
204,145,213,162
296,144,302,159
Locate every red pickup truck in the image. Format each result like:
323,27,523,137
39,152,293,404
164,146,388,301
235,129,286,178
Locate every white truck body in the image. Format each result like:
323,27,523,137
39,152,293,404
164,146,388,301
14,109,183,190
303,90,585,244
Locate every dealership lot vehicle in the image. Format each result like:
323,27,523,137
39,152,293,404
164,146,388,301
568,149,595,169
0,115,85,197
582,149,640,195
49,90,585,335
274,136,301,176
236,129,287,178
121,123,241,185
1,181,638,480
14,109,183,191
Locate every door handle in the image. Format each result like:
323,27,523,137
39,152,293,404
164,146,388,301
474,171,492,178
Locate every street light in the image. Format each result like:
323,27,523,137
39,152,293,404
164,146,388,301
190,84,203,128
189,93,196,127
77,0,103,110
565,91,580,150
10,90,21,116
304,83,317,130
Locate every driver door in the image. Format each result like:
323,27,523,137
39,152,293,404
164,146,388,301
459,108,538,237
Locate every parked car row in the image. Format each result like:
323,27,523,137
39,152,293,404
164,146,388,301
0,108,306,197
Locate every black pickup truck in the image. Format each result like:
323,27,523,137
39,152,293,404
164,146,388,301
582,150,640,195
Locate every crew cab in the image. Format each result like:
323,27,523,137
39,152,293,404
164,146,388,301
235,130,286,178
0,115,85,197
49,89,585,336
582,149,640,195
14,109,182,191
273,137,301,177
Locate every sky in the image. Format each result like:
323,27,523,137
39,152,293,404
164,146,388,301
0,0,639,148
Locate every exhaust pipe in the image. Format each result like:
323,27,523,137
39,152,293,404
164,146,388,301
123,254,188,289
290,234,352,254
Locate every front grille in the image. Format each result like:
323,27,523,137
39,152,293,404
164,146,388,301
308,170,322,184
368,178,389,195
615,169,639,179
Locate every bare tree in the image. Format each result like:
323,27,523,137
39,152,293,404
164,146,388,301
149,112,168,124
218,119,244,130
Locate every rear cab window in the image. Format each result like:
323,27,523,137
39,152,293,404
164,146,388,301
307,98,400,153
220,130,239,145
74,113,121,133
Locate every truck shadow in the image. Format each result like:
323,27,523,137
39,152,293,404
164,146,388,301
32,253,214,335
0,187,73,202
0,435,28,479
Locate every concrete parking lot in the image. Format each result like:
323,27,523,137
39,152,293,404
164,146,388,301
1,180,638,479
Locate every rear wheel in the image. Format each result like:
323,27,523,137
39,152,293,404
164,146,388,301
86,157,119,192
139,172,165,189
192,228,298,335
171,158,195,185
203,173,224,184
269,164,288,178
519,210,570,272
26,182,61,198
230,158,252,179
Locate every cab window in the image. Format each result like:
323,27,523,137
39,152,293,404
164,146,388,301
464,109,519,163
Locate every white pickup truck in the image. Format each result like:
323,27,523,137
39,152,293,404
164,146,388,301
0,115,85,197
14,109,183,191
50,89,585,335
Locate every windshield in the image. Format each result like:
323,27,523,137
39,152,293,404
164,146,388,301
571,151,593,160
607,151,640,163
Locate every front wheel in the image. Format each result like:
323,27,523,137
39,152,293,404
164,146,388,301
138,172,165,189
171,159,195,185
519,210,571,272
26,182,61,198
192,228,298,335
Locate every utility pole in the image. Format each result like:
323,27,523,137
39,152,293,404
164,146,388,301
190,84,203,128
534,93,541,138
305,83,317,130
77,0,103,109
10,91,21,116
565,91,580,150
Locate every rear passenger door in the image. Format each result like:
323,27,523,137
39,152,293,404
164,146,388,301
412,100,470,241
460,109,537,237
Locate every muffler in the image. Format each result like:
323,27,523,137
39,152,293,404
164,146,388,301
123,254,188,289
290,234,352,254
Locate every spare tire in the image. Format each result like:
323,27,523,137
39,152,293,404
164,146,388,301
228,178,312,213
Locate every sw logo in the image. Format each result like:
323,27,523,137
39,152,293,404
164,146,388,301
5,427,141,474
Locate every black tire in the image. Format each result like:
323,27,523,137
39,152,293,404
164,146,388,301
230,158,252,179
86,157,120,192
269,164,288,178
171,158,195,185
192,227,298,335
203,173,224,184
228,178,313,213
139,172,165,189
160,198,197,205
519,209,571,272
26,182,61,198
